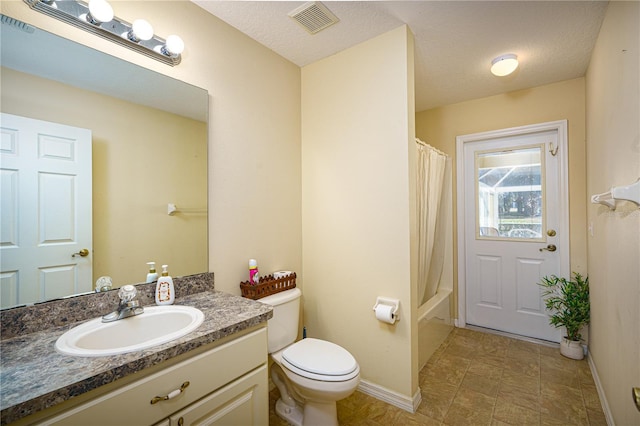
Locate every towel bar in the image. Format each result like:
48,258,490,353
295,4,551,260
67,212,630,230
591,178,640,210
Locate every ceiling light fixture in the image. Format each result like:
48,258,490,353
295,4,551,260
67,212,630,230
491,54,519,77
23,0,183,66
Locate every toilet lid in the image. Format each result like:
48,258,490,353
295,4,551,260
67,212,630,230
282,338,358,377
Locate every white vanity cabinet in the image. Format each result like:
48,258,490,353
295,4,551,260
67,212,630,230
34,328,268,426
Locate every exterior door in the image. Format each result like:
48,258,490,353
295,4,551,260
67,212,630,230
457,121,569,342
1,113,92,308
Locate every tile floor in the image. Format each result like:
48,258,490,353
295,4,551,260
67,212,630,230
268,327,607,425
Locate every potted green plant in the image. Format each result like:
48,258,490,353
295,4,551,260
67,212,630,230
539,272,590,360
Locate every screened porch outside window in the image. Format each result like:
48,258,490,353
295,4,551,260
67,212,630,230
476,146,544,241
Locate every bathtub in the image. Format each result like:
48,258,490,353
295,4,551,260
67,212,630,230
418,287,454,370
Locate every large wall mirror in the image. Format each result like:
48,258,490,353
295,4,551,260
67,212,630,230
0,17,208,309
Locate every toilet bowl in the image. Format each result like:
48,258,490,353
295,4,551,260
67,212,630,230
260,288,360,426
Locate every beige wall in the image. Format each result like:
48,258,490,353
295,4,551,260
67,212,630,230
1,67,207,287
0,0,303,295
302,26,419,400
585,2,640,424
415,78,588,315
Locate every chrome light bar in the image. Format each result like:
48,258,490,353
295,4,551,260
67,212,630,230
23,0,182,66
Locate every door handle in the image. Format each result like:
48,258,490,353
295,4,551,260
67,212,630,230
150,381,190,404
72,248,89,257
539,244,557,252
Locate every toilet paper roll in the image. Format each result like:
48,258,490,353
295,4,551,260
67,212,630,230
273,271,293,279
375,304,396,324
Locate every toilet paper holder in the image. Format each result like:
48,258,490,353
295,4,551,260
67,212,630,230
373,297,400,322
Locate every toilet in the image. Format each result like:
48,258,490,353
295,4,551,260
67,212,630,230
260,287,360,426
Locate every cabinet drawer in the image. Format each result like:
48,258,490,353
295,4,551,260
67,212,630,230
41,328,267,425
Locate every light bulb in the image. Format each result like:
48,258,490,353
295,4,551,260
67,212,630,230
128,19,154,42
162,35,184,56
86,0,113,25
491,54,519,77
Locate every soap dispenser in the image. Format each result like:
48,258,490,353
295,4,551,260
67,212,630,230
146,262,159,283
155,264,175,305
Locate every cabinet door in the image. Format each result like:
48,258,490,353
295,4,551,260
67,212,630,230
169,365,267,426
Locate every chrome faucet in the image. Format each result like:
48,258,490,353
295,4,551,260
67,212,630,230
102,285,144,323
95,276,113,292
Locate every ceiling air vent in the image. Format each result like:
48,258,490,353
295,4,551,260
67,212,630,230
288,2,339,35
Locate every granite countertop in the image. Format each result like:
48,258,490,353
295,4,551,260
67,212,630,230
0,279,272,424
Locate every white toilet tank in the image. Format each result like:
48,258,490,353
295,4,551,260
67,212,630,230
259,287,301,354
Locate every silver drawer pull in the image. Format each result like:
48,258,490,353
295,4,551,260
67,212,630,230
150,381,190,404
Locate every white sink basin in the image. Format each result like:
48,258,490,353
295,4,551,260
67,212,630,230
55,305,205,357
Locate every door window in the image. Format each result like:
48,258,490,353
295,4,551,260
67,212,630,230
475,145,545,241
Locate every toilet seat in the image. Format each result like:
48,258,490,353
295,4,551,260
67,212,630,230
281,338,359,382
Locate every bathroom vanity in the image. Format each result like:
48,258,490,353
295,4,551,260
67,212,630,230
0,273,273,425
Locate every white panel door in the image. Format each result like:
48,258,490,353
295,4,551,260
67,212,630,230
460,122,569,342
0,113,92,308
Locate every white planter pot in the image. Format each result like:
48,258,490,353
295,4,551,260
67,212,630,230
560,337,584,360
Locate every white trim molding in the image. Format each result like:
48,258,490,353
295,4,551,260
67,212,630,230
357,380,422,413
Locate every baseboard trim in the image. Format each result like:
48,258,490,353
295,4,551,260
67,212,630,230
587,353,615,426
357,379,421,413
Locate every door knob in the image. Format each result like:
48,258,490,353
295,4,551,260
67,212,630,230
547,229,557,237
633,387,640,412
72,248,89,257
539,244,557,252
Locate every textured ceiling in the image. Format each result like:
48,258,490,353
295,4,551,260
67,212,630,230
193,1,609,112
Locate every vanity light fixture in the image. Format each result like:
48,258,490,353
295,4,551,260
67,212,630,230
490,53,519,77
127,19,154,43
23,0,184,66
85,0,113,25
161,34,185,56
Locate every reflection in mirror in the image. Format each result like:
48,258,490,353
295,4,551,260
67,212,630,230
0,18,208,309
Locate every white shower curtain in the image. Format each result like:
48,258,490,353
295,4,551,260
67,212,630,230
417,139,449,306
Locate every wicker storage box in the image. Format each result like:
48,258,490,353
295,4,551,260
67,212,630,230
240,272,297,300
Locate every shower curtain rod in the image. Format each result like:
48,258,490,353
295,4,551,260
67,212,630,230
415,138,448,157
